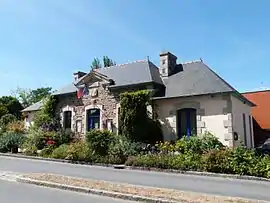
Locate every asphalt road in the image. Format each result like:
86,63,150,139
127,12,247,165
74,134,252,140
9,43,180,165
0,179,136,203
0,156,270,201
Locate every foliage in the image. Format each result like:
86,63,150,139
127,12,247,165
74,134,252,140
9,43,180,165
55,129,74,145
33,95,59,130
103,56,116,67
0,96,23,119
125,145,270,179
108,135,136,164
39,145,55,158
12,87,53,108
50,144,69,159
91,57,102,69
126,153,202,171
90,56,116,70
0,114,17,132
22,130,46,150
119,90,163,143
0,132,25,153
86,130,115,156
65,142,93,161
0,105,8,119
155,133,224,154
6,121,25,134
24,145,38,156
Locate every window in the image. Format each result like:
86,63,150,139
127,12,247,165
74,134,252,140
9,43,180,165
86,108,100,131
249,115,253,147
63,111,72,129
177,108,197,138
243,113,247,146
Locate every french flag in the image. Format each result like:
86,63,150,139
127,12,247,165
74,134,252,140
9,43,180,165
77,87,84,99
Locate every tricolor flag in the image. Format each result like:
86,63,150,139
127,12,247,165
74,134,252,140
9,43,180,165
77,87,84,99
77,85,89,99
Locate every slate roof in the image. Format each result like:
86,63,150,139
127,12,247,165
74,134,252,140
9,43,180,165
154,60,254,106
22,59,254,112
21,100,43,112
77,60,164,88
52,83,77,96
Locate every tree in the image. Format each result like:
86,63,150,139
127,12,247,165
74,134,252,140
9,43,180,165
30,87,52,104
91,57,102,69
12,87,52,108
0,105,8,119
90,56,116,70
0,96,23,119
103,56,116,67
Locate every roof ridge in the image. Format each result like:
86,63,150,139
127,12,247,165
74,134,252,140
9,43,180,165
182,60,202,65
101,59,147,70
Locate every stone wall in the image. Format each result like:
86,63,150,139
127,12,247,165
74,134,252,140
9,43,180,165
56,81,119,138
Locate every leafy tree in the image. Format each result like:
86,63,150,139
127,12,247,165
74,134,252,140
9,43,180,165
103,56,116,67
90,56,116,70
12,87,52,108
30,87,52,104
91,57,102,69
0,96,23,119
0,106,8,119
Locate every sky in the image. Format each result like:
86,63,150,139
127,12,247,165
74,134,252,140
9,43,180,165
0,0,270,96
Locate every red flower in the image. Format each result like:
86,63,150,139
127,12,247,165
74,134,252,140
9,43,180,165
47,140,56,145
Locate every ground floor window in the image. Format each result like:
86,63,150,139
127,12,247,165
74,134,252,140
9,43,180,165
63,111,72,129
177,108,197,138
87,108,100,131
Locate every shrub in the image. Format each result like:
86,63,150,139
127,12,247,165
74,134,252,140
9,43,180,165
86,130,115,156
66,142,93,161
119,90,163,143
24,145,38,156
201,132,224,151
55,128,74,145
6,121,25,134
39,145,55,158
125,153,202,171
108,135,144,164
50,144,69,159
0,114,17,132
201,148,232,173
22,130,46,151
0,132,25,153
227,146,259,175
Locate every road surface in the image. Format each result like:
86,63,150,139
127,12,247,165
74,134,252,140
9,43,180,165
0,156,270,201
0,179,136,203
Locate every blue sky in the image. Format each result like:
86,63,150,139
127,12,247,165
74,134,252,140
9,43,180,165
0,0,269,96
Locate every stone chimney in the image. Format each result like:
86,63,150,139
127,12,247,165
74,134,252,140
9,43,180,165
73,71,86,81
160,52,177,77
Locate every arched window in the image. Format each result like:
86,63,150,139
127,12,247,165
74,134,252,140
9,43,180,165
86,108,100,131
177,108,197,138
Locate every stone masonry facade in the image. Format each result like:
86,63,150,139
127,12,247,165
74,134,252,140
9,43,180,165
56,80,120,138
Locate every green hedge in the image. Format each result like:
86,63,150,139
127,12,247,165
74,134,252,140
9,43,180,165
125,147,270,178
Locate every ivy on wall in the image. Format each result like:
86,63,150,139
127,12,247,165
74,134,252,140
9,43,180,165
119,90,163,143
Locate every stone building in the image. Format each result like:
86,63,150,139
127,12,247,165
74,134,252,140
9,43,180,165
22,51,255,148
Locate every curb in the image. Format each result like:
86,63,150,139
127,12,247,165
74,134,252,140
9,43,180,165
1,153,270,183
16,177,179,203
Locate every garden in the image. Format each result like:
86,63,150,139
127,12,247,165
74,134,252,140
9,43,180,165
0,91,269,179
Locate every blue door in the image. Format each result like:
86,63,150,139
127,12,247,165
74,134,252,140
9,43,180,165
177,108,197,138
87,109,100,131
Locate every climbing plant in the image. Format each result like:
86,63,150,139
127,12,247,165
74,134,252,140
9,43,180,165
119,90,163,143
